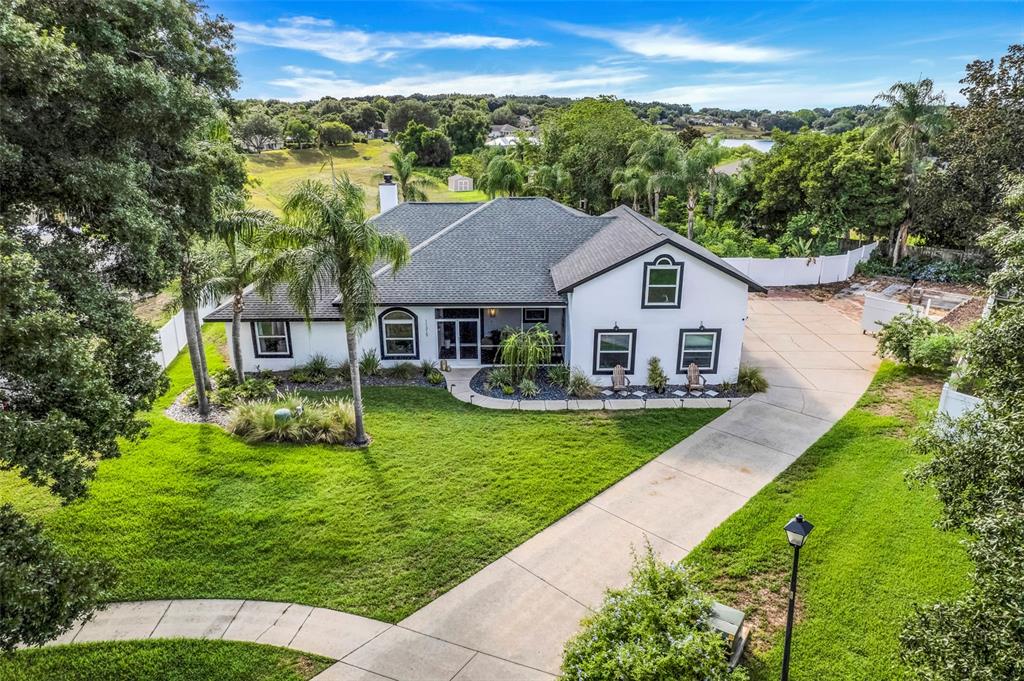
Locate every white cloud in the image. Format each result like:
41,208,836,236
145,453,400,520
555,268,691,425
646,77,889,109
556,22,800,63
234,17,541,64
269,66,646,100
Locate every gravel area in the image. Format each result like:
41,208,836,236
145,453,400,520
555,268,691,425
470,367,743,401
164,391,232,428
274,373,446,392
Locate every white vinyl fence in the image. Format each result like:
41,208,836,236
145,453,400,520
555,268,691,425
937,383,983,421
859,293,928,334
152,297,225,370
724,242,878,288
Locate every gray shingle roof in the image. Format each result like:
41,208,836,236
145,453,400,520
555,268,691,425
204,199,762,323
550,205,766,293
369,198,610,305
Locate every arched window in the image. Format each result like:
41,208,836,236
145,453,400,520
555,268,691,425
379,308,418,359
642,254,683,308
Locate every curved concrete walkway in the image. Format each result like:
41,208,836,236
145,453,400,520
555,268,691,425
41,297,876,681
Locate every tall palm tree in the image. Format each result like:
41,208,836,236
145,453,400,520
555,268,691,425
627,132,685,216
612,165,649,211
678,138,729,239
868,78,947,264
260,175,410,445
479,155,525,198
207,208,277,382
383,150,432,202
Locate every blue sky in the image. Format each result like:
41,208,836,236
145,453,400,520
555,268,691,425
211,1,1023,109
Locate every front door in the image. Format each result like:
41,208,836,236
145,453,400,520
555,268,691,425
437,319,479,361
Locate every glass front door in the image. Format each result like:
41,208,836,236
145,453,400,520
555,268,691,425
437,319,479,361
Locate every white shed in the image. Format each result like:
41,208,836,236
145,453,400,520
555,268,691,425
447,174,474,192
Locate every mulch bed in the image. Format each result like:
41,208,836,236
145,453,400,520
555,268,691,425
469,366,742,401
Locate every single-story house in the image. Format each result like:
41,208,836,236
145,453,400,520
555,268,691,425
205,195,765,385
447,174,474,192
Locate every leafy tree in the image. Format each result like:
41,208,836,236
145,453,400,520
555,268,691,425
284,118,315,148
543,98,651,213
259,176,410,445
317,121,353,147
235,107,281,153
657,195,686,229
385,99,438,136
311,97,346,117
490,104,518,125
478,155,525,198
868,78,948,263
396,121,452,166
442,109,490,154
383,150,433,202
917,45,1024,249
626,131,687,216
340,102,379,133
612,165,650,212
371,96,391,120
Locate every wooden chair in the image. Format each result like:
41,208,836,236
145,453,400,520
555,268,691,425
612,364,631,392
687,362,707,394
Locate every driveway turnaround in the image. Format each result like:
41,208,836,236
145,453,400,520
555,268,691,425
46,297,876,681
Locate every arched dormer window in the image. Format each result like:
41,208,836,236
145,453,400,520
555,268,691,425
378,308,419,359
642,255,683,308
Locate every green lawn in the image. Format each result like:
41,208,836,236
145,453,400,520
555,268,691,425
0,640,331,681
685,362,970,680
246,141,488,215
0,325,721,622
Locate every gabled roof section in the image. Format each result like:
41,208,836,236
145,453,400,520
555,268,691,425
371,201,483,250
368,197,611,305
550,205,767,293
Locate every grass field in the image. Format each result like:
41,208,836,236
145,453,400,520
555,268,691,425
0,324,721,622
0,640,331,681
685,362,970,680
246,141,488,215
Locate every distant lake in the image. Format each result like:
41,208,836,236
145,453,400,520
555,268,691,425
718,138,775,152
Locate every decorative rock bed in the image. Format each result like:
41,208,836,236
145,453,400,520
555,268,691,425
469,367,744,402
274,373,446,392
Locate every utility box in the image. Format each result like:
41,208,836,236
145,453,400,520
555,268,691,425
710,602,748,670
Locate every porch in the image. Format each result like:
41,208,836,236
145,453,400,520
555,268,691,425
433,306,566,366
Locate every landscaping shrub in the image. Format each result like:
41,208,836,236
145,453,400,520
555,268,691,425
501,384,515,396
419,359,437,377
856,253,990,284
877,312,947,365
484,365,516,391
359,349,381,377
647,356,669,393
227,393,356,445
290,354,332,384
568,367,599,398
427,370,445,385
518,378,540,398
547,364,571,389
909,333,960,372
212,367,238,388
562,546,745,681
736,365,769,395
212,376,276,408
384,361,419,380
337,360,351,380
498,324,554,383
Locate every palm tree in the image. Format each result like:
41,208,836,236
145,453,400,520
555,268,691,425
207,208,277,382
678,138,729,239
260,175,410,445
528,163,572,200
478,155,525,198
627,132,685,216
383,150,433,202
612,165,649,211
868,78,947,264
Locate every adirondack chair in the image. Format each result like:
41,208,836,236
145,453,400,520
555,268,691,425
611,364,631,392
687,362,708,394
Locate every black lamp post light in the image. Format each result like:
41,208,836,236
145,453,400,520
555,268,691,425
780,513,814,681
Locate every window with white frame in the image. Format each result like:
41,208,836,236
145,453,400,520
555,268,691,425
678,329,720,372
252,321,291,357
380,308,418,358
642,255,683,307
593,329,637,374
522,308,548,323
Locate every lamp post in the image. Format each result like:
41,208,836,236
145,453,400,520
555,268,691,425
781,513,814,681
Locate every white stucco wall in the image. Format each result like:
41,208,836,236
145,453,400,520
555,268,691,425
566,244,749,385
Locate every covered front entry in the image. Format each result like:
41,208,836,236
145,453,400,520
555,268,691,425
436,308,480,362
